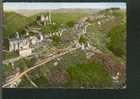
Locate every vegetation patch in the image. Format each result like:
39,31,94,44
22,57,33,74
107,21,126,59
66,62,112,88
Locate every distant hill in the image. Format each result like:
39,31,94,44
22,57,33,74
5,9,100,17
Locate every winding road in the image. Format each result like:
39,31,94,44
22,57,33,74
2,45,80,88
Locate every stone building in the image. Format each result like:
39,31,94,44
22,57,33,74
4,37,32,57
4,31,45,57
6,38,30,52
40,15,49,25
30,33,44,45
37,13,52,25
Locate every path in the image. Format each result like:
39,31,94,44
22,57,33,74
2,46,80,88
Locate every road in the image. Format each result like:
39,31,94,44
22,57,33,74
2,45,80,88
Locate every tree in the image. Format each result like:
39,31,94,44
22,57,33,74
66,21,75,28
108,22,126,58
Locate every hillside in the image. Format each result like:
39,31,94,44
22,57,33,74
4,11,90,38
8,9,100,17
3,8,126,88
3,12,36,38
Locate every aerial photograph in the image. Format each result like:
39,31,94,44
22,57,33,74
2,3,126,88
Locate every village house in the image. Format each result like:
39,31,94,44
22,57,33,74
30,33,44,45
4,38,32,57
5,38,30,52
18,48,32,57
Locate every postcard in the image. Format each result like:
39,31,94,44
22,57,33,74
2,2,126,89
